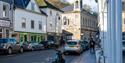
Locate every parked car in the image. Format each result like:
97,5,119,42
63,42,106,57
0,38,23,54
63,40,83,54
81,41,89,51
28,41,44,51
20,41,32,51
41,40,58,49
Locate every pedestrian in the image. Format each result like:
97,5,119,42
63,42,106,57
89,38,95,53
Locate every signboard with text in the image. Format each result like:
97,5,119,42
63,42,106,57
0,20,10,27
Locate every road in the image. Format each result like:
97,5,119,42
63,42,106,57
0,49,96,63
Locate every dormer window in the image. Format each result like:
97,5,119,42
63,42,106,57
75,1,79,8
31,2,35,11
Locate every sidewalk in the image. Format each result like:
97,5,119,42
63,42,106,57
77,50,96,63
68,50,96,63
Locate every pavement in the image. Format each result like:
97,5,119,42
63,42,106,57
0,49,96,63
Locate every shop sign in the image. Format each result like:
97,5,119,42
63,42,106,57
0,20,10,27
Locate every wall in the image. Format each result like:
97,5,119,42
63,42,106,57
14,8,46,33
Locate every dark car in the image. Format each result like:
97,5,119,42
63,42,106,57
20,41,32,51
81,41,89,51
41,40,58,49
28,41,44,51
0,38,23,54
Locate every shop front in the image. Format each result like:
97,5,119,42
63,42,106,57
12,32,46,43
0,19,11,38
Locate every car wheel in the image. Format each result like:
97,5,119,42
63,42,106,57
8,48,12,54
20,47,24,53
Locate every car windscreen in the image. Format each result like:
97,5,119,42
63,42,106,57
0,39,8,43
67,41,77,45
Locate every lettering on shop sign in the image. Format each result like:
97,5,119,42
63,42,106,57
0,20,10,27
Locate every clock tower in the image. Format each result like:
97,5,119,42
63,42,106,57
74,0,82,11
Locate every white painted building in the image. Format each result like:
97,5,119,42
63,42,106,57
36,0,63,41
0,0,14,38
13,0,47,42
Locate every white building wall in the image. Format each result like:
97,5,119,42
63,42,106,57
14,8,46,33
41,8,62,33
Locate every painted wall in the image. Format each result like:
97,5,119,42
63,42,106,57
14,8,46,33
41,8,62,33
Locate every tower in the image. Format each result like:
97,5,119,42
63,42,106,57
74,0,82,11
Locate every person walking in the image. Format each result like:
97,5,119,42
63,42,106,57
89,38,95,54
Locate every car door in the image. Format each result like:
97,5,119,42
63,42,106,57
12,39,20,51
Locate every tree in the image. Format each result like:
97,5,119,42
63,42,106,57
83,4,92,12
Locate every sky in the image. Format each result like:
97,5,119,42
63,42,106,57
65,0,98,12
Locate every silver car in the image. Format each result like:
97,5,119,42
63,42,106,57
0,38,23,54
63,40,83,54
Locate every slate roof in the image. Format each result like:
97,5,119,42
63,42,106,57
0,0,14,4
61,5,74,12
14,0,30,9
36,0,63,12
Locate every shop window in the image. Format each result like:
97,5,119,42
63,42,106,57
31,20,34,29
24,35,27,42
31,36,34,41
6,29,9,38
0,29,2,32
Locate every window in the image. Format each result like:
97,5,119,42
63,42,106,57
50,10,52,16
22,18,26,28
6,29,9,38
22,22,26,28
31,20,34,29
3,5,7,17
0,29,2,32
39,21,42,30
75,1,79,8
50,24,52,27
31,2,35,11
63,16,67,25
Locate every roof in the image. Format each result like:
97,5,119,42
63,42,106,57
61,5,74,12
36,0,63,12
62,30,73,36
0,0,14,4
40,9,48,16
14,0,30,9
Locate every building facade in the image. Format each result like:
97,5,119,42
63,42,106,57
61,0,97,41
0,0,14,38
12,0,47,42
36,0,63,42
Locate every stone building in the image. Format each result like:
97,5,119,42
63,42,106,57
61,0,97,41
